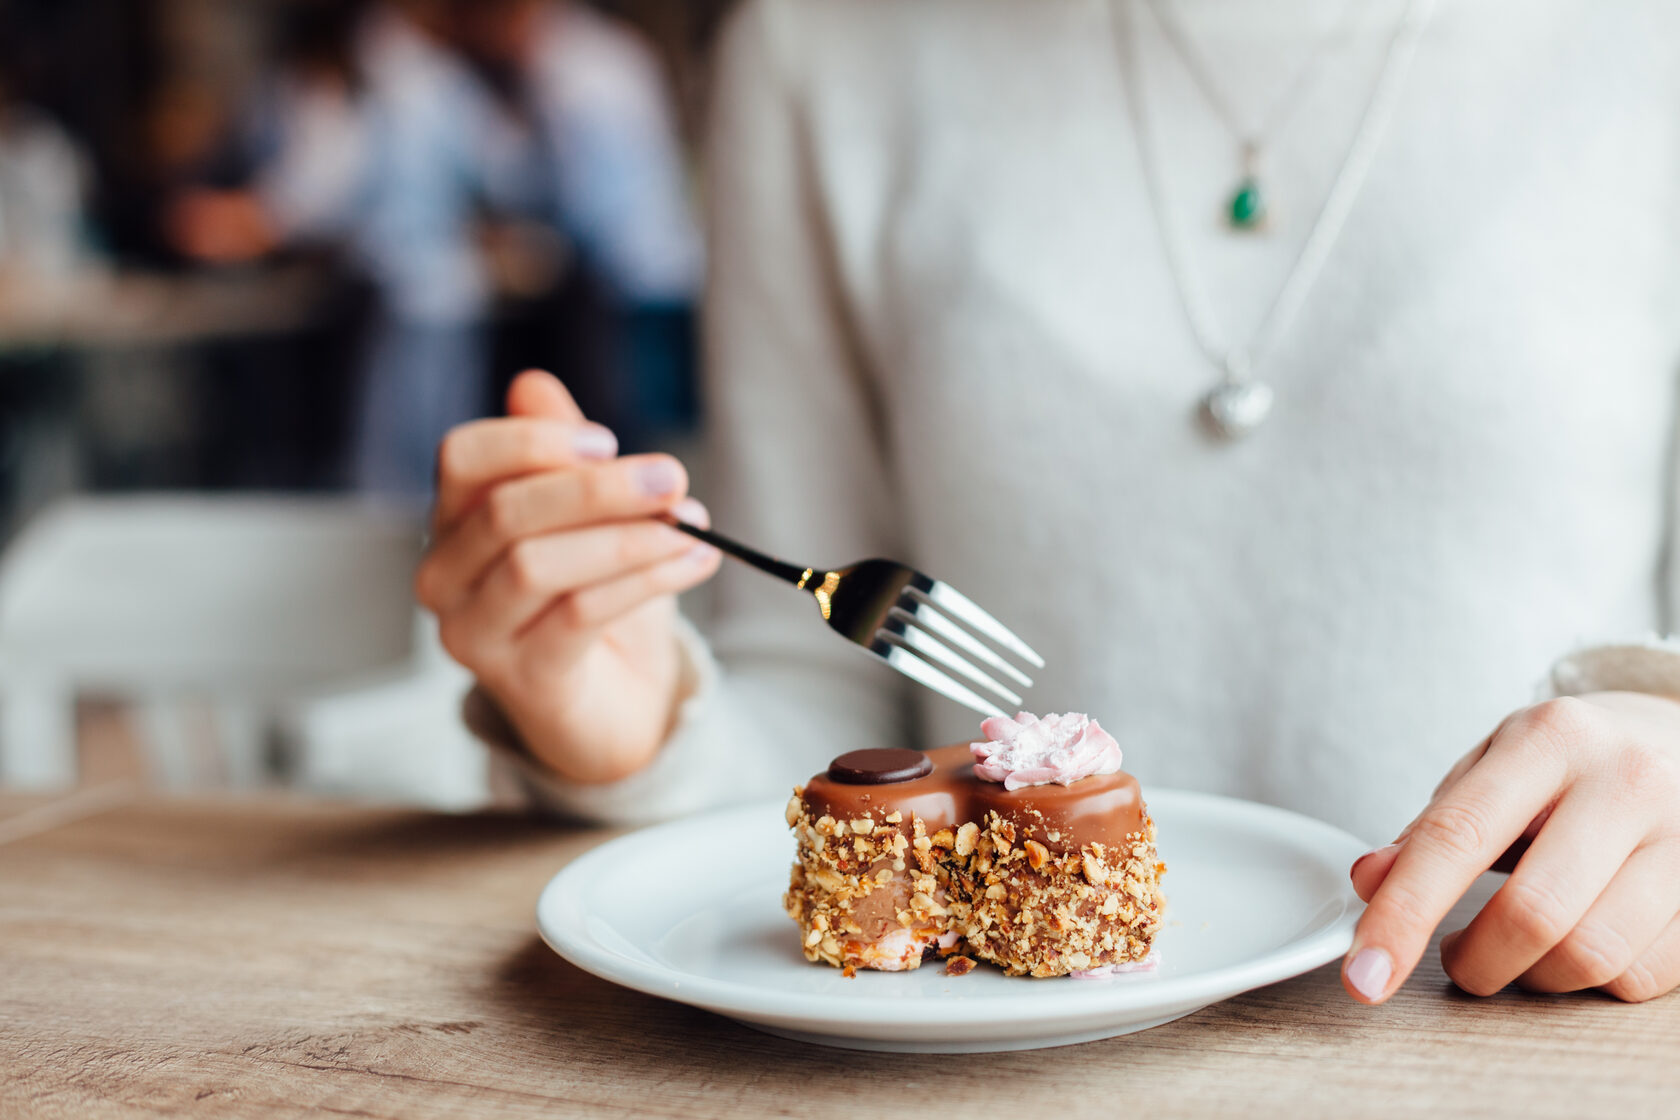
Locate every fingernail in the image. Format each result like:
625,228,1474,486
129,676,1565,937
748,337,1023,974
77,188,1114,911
684,542,719,565
1352,841,1402,870
671,497,708,527
635,459,683,497
571,424,617,461
1346,947,1393,1002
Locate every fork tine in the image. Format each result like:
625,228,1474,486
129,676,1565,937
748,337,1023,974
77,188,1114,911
883,615,1023,708
869,637,1007,718
889,603,1033,691
908,579,1045,669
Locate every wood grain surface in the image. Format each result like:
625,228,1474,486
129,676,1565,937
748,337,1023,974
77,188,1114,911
2,787,1677,1119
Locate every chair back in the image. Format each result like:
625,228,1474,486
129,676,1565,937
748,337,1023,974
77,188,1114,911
0,495,428,788
0,495,424,693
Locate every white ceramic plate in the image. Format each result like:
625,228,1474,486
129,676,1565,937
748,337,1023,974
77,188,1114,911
537,790,1366,1053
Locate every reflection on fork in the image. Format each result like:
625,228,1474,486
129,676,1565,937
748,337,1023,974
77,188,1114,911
667,517,1042,717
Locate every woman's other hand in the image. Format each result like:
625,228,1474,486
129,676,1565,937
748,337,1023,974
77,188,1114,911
1344,692,1680,1004
415,370,721,784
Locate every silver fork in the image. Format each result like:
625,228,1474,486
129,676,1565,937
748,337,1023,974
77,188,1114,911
667,518,1042,717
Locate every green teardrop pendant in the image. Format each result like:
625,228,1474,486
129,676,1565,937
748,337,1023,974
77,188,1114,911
1229,176,1266,230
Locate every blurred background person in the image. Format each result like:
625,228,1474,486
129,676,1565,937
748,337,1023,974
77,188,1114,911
521,0,703,440
343,0,528,497
163,0,702,497
167,0,517,498
166,1,369,267
0,58,93,292
450,0,703,450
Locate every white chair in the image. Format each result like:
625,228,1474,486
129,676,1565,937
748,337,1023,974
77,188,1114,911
276,610,489,810
0,494,487,805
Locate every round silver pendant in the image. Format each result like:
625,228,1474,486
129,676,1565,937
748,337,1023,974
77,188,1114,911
1201,380,1274,439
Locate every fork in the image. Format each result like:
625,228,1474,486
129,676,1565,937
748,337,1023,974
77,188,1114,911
666,518,1043,717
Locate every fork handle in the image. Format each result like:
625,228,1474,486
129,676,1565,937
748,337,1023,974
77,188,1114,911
664,516,817,588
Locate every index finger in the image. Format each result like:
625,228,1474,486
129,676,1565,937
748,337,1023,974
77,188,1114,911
1344,727,1568,1003
506,368,586,423
432,417,617,533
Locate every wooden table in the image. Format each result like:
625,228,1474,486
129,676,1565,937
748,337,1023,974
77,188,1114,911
3,787,1677,1119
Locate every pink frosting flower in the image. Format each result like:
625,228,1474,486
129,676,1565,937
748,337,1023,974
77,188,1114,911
969,712,1123,791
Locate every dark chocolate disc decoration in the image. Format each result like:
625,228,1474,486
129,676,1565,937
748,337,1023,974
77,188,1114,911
827,748,933,785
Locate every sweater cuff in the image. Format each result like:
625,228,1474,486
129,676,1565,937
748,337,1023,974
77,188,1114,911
466,614,725,824
1543,636,1680,701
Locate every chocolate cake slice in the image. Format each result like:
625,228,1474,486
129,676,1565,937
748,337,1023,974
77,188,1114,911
783,714,1165,978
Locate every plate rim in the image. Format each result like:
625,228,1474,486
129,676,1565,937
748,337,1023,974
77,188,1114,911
537,788,1366,1030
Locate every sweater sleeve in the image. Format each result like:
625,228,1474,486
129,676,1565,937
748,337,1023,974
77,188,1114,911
478,0,912,825
1544,638,1680,702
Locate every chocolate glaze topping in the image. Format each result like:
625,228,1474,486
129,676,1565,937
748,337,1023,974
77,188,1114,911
827,748,934,785
802,743,1146,855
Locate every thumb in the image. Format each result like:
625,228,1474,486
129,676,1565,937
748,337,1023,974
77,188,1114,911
506,369,586,423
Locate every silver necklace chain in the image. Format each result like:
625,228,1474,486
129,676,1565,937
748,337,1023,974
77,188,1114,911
1113,0,1439,437
1140,0,1365,158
